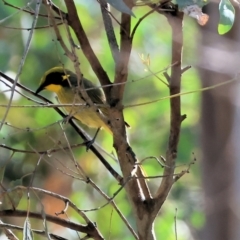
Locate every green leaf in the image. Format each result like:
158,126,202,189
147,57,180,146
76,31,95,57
106,0,135,17
218,0,235,34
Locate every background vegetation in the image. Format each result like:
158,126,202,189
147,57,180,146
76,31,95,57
0,0,239,239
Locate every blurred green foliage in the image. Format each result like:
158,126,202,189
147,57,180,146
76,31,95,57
0,0,203,239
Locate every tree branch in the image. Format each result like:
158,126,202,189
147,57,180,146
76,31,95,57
0,210,104,240
107,2,154,239
154,11,184,205
63,0,112,97
0,222,68,240
0,71,122,183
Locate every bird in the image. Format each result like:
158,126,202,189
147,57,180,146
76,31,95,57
36,67,115,133
35,67,148,177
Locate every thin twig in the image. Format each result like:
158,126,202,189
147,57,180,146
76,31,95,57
131,8,156,39
0,71,123,183
86,178,138,239
0,222,67,240
0,22,63,31
64,0,112,96
125,76,238,108
0,142,86,154
0,0,42,130
154,10,184,203
174,158,196,182
2,0,61,19
47,2,113,133
174,208,178,240
181,65,191,74
0,210,104,239
59,123,88,180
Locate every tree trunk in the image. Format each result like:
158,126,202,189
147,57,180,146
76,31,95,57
198,3,240,240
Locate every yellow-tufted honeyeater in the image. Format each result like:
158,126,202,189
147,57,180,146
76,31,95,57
36,67,128,134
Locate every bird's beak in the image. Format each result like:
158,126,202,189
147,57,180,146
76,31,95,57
35,85,44,94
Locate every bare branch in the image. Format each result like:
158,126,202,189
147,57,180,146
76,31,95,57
131,8,155,39
2,0,61,19
0,0,42,130
0,210,104,240
0,222,68,240
154,11,184,205
64,0,112,96
181,65,191,74
0,71,123,183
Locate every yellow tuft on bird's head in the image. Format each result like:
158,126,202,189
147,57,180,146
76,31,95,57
36,67,74,94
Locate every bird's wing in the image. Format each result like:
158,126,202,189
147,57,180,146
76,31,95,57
70,75,108,115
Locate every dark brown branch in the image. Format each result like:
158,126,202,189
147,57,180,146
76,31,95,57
0,142,86,154
154,11,184,204
106,3,154,239
109,10,133,138
47,2,143,199
63,0,112,97
131,8,155,40
163,71,171,83
112,12,132,101
0,210,104,240
0,222,68,240
110,7,151,199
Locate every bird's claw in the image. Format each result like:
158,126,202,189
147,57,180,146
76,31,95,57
86,139,95,151
85,128,101,152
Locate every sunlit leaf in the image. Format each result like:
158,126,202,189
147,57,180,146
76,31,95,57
218,0,235,34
